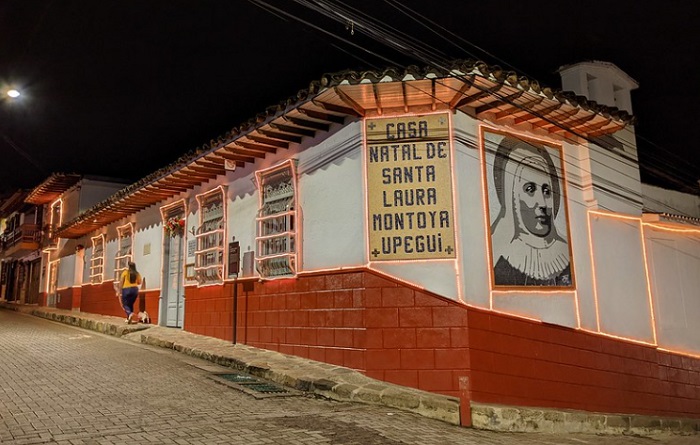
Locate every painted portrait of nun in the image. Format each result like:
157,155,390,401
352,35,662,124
486,133,573,287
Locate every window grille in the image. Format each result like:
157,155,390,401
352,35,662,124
90,234,105,284
255,160,298,278
114,223,133,281
194,188,226,285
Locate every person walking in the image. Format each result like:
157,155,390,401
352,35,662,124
117,262,142,323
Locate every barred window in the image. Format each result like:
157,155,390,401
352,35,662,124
255,160,299,278
114,223,133,281
194,187,226,285
90,234,105,284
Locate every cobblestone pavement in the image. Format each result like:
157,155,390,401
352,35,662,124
0,310,696,445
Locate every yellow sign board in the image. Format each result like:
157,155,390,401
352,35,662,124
365,113,456,261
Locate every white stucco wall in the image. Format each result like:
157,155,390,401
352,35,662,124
453,115,490,307
56,255,75,289
299,123,366,270
589,213,655,342
644,227,700,352
133,219,163,290
642,183,700,218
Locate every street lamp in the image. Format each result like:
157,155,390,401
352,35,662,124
7,89,20,98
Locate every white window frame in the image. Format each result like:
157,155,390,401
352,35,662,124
90,234,105,284
194,186,227,285
114,223,134,281
255,160,299,278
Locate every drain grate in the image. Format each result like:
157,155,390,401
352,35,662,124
242,383,288,394
209,373,296,398
217,373,259,384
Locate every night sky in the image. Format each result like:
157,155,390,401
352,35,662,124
1,1,699,195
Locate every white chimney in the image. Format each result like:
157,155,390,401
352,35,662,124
557,61,638,114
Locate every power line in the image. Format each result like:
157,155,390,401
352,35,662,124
289,0,699,193
253,0,698,218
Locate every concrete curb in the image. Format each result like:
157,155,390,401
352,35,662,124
1,303,461,425
471,403,700,436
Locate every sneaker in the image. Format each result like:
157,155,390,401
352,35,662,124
127,313,134,324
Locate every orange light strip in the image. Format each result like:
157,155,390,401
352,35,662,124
587,209,658,345
159,198,187,219
657,347,700,360
446,112,464,303
579,328,657,347
50,198,63,227
45,258,58,294
639,225,658,345
586,211,601,332
477,125,495,310
89,234,106,284
158,198,188,295
478,125,576,310
491,289,576,295
642,222,700,234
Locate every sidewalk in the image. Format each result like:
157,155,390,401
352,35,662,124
0,302,461,425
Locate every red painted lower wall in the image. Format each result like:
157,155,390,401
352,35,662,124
55,288,75,310
79,282,159,324
184,269,700,419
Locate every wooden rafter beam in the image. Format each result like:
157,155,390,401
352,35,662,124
494,96,545,120
513,103,563,124
401,82,409,112
453,83,504,109
224,146,266,159
372,83,383,115
475,91,525,115
547,113,597,132
194,158,224,171
247,135,289,149
532,108,579,129
233,140,278,153
256,129,301,144
268,122,315,137
333,87,367,116
298,107,345,124
187,165,224,175
448,75,476,108
211,152,249,165
284,116,330,132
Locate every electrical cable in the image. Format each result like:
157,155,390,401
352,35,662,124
292,0,699,193
252,0,699,218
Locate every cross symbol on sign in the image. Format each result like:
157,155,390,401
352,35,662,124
445,246,454,255
439,117,446,125
371,248,380,257
367,122,376,130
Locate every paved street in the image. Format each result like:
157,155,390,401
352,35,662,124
0,309,696,445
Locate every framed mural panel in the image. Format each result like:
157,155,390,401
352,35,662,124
482,128,574,288
365,113,456,262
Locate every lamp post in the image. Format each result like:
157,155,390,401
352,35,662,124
6,89,20,98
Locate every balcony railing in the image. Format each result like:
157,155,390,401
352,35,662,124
1,224,42,257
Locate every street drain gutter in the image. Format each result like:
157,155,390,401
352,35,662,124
208,372,302,399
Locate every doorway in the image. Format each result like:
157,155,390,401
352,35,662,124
161,216,185,328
